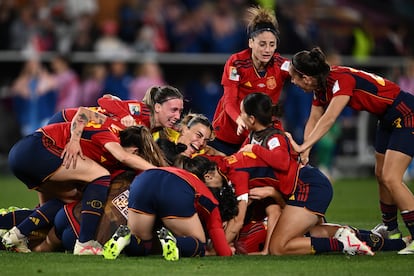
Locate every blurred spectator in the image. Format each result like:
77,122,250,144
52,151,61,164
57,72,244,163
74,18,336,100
102,60,133,100
79,63,107,106
140,1,170,52
94,19,132,59
50,54,81,111
206,4,246,53
64,0,98,20
133,25,157,53
9,6,37,51
129,61,165,101
0,0,18,50
349,18,375,62
277,0,323,54
163,0,211,53
70,13,100,52
398,58,414,94
118,0,144,44
397,58,414,182
185,70,222,121
10,58,56,136
374,23,409,56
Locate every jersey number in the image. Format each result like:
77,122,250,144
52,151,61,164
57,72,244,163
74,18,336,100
350,68,385,86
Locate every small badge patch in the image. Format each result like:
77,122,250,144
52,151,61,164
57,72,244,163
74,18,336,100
129,103,141,115
267,137,280,150
229,66,240,81
112,190,129,219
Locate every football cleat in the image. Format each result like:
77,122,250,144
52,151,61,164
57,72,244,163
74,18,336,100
398,240,414,255
73,239,103,255
2,226,31,253
371,223,402,239
334,226,374,256
0,229,7,239
157,227,179,261
103,225,131,260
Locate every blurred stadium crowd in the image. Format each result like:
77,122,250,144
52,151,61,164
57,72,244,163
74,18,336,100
1,0,414,176
1,0,414,56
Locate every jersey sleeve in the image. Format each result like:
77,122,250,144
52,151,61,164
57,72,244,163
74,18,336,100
207,207,233,256
97,97,132,118
221,56,243,122
331,74,356,98
251,134,290,172
91,129,120,147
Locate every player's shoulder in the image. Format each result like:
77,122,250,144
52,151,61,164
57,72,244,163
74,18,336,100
227,49,252,66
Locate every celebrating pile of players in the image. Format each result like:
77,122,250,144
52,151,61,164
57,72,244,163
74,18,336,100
2,6,414,260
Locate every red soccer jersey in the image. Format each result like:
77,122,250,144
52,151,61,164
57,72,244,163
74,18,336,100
207,153,278,198
97,97,151,128
212,49,290,145
162,167,232,256
41,121,122,171
313,66,401,115
240,127,300,197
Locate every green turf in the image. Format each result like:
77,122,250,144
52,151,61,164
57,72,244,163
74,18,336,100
1,175,413,275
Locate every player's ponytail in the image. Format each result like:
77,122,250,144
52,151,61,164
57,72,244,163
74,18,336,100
291,47,331,90
246,6,279,44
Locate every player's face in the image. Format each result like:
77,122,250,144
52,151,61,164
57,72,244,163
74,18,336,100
179,123,213,156
249,31,277,65
239,101,254,130
154,98,184,128
288,65,316,92
204,167,223,189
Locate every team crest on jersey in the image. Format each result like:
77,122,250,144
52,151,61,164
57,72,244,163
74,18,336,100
128,103,141,115
266,76,276,89
229,66,240,81
111,190,129,219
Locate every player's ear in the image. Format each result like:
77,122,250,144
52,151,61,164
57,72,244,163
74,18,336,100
248,38,254,49
154,102,162,113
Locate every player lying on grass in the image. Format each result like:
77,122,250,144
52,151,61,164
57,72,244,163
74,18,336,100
2,107,164,255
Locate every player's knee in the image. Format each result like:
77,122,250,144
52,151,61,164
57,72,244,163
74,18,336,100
268,238,287,256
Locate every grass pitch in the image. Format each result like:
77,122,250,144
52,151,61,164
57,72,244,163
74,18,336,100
1,174,413,276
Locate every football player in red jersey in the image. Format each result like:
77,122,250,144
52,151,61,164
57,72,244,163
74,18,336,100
237,92,373,255
210,5,290,155
288,47,414,254
102,156,235,259
48,85,184,134
3,107,165,255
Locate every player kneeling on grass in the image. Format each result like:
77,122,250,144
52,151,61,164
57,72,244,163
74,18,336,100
237,92,373,256
103,155,237,260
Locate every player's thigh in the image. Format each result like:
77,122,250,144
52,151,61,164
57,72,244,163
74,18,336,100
270,205,319,246
128,212,156,241
162,214,206,243
49,157,109,182
382,149,412,183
